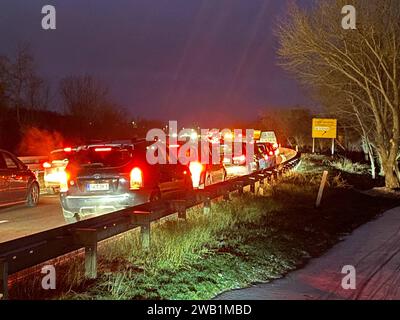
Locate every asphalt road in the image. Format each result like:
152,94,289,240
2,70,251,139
216,207,400,300
0,195,65,243
0,148,294,244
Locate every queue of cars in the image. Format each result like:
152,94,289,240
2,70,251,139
0,132,280,223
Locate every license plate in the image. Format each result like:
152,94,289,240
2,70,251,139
87,183,109,191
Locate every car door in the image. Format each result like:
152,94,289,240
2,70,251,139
2,152,30,201
0,152,11,205
158,164,178,195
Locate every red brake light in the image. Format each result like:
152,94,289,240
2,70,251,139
95,147,112,152
189,162,204,188
130,167,143,190
60,171,70,192
43,162,52,168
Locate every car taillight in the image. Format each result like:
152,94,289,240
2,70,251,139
60,171,70,192
95,147,112,152
189,162,204,188
43,162,52,169
233,155,246,164
130,167,143,190
269,151,274,156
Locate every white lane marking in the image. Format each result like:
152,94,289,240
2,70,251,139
0,220,9,224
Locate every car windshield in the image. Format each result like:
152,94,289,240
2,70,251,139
71,148,132,168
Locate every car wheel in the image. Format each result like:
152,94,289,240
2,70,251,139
27,182,40,207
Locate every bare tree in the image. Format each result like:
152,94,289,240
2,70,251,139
60,75,132,139
60,75,110,121
277,0,400,188
258,107,313,149
2,45,49,124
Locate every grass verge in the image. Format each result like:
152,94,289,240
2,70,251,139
9,154,399,300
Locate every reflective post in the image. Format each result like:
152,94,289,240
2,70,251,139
0,259,8,300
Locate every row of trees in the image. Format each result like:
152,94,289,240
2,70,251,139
277,0,400,188
0,46,155,154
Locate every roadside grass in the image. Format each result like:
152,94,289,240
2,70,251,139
9,154,399,300
325,156,369,175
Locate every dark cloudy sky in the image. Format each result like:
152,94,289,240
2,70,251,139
0,0,313,126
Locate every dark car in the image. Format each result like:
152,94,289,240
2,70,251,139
60,142,193,223
255,142,277,170
0,150,40,208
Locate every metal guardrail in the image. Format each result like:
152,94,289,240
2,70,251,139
0,153,301,299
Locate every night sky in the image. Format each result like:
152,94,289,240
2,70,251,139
0,0,312,126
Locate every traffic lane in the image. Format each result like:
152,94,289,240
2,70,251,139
0,195,65,243
0,148,298,243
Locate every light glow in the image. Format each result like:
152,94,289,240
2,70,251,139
94,147,112,152
130,167,143,190
189,161,204,188
59,171,70,192
43,162,52,169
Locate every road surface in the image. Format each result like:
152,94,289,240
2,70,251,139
216,206,400,300
0,196,65,243
0,148,294,244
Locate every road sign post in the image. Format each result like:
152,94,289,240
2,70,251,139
312,119,337,154
312,138,315,153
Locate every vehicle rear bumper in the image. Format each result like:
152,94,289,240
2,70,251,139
60,190,150,219
225,165,253,177
44,181,60,188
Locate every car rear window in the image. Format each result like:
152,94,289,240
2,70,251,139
71,148,132,168
50,151,71,161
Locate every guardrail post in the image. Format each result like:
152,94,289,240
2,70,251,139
254,181,260,195
140,220,151,251
203,195,211,214
223,189,230,201
73,229,98,279
273,169,279,180
169,200,187,220
235,181,245,195
0,259,8,300
249,177,257,194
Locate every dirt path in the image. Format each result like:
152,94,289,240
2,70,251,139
216,207,400,300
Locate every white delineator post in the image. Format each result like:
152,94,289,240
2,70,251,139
316,171,329,208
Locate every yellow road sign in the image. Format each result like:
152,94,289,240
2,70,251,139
312,119,337,139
